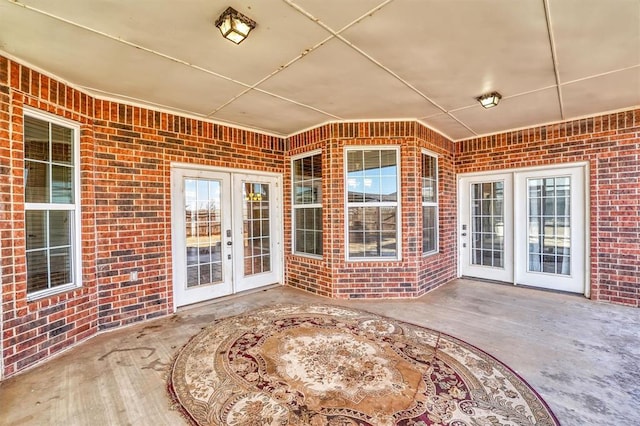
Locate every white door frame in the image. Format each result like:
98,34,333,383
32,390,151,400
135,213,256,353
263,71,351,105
459,173,514,283
457,162,590,296
232,172,283,293
171,163,284,310
171,168,234,307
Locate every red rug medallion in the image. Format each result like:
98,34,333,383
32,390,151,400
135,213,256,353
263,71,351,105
168,304,559,425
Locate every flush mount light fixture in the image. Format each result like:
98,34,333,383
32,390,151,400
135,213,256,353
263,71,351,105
215,7,256,44
476,92,502,109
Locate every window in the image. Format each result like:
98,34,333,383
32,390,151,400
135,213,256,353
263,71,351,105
346,147,399,260
292,152,322,256
24,110,81,298
422,152,438,254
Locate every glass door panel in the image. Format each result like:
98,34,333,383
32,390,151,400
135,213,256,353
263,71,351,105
459,174,513,283
242,182,271,276
515,167,584,293
233,174,281,292
172,169,232,307
184,179,224,288
527,177,571,275
471,181,505,268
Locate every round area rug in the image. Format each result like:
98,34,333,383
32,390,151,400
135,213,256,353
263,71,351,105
168,304,559,426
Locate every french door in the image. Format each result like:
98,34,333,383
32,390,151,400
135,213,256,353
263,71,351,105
171,167,282,308
459,164,587,294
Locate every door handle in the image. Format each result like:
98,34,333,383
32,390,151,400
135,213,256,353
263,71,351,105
226,241,232,246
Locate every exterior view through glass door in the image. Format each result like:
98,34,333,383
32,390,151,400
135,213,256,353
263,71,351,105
232,173,282,293
171,167,282,307
459,164,586,294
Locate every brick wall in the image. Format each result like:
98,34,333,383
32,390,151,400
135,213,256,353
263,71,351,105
285,122,458,299
455,110,640,306
2,53,638,379
0,56,285,378
1,58,99,378
417,125,458,294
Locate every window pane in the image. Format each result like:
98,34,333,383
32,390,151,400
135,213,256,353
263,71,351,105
51,123,73,165
24,116,49,161
49,211,71,247
293,207,322,255
25,160,49,203
527,177,571,276
293,153,323,256
52,165,73,203
381,182,396,202
423,206,436,253
348,206,398,258
422,155,437,203
422,154,438,254
346,149,399,259
470,181,504,266
381,231,396,257
349,231,365,257
27,250,49,292
50,247,72,287
26,210,46,250
381,206,396,231
24,114,79,296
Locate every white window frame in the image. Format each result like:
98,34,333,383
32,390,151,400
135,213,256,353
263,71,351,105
24,108,82,301
344,146,402,261
291,150,322,258
422,150,439,256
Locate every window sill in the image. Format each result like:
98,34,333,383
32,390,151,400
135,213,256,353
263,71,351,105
292,252,323,261
27,283,80,302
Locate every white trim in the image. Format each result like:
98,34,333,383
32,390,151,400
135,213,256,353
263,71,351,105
457,161,590,177
232,173,284,293
170,162,282,178
0,272,3,379
421,150,439,256
457,162,590,296
23,108,82,300
291,151,323,259
344,146,402,262
453,105,640,143
170,165,284,309
290,149,322,161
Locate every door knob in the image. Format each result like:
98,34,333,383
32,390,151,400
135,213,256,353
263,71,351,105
226,241,232,246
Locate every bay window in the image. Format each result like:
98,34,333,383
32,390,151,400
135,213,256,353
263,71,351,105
292,152,322,256
422,151,438,254
346,148,400,260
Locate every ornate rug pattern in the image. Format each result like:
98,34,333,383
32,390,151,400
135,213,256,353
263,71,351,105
168,304,559,426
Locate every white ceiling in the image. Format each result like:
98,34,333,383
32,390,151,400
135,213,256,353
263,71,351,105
0,0,638,140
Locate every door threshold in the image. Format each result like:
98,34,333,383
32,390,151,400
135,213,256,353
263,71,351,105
462,276,586,297
176,283,283,312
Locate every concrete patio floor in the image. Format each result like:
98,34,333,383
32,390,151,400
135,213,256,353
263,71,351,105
1,278,638,425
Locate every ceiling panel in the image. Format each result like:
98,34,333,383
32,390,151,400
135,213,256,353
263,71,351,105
211,89,336,135
452,87,562,136
13,0,332,86
257,37,442,120
420,114,475,141
1,0,639,140
289,0,389,31
0,3,246,116
562,67,640,118
549,0,640,82
341,0,557,111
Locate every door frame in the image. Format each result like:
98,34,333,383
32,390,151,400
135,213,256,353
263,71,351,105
232,172,284,293
459,173,514,283
170,163,284,311
457,162,590,297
